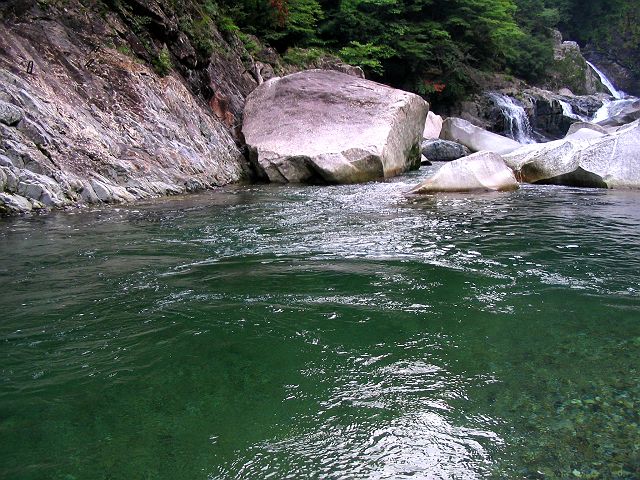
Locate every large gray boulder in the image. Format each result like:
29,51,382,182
421,139,470,162
503,119,640,188
440,117,522,155
243,70,428,184
409,151,519,193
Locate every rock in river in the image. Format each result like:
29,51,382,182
503,119,640,188
421,139,470,162
243,70,428,184
409,151,519,193
440,117,522,155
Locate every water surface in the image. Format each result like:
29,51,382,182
1,166,639,479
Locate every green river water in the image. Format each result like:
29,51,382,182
1,166,639,479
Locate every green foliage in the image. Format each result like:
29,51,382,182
560,0,640,78
116,43,134,57
152,46,172,77
338,41,393,75
238,33,260,56
217,14,239,35
204,0,640,102
282,47,326,67
271,0,324,44
180,15,216,57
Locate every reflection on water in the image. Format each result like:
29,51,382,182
1,165,639,479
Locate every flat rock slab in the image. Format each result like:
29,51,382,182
243,69,428,184
409,151,519,193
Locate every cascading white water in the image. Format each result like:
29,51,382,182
586,61,638,123
586,61,626,99
487,92,536,144
559,100,589,122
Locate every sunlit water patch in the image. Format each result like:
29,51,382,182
1,165,639,479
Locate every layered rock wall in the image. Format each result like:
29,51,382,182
0,0,260,214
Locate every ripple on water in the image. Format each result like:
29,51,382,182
1,168,640,479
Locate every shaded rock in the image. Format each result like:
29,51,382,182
423,111,443,139
421,139,470,162
243,69,428,184
542,31,606,95
440,117,521,155
0,100,23,126
503,120,640,188
409,151,519,193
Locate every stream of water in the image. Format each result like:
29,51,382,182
1,166,639,479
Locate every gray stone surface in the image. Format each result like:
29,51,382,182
440,117,522,155
0,14,250,215
566,122,609,136
0,99,23,126
243,69,428,184
503,119,640,188
409,151,519,193
421,139,471,162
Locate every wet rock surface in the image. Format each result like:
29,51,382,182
409,151,519,193
421,139,470,162
504,120,640,189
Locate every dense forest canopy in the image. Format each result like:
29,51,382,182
177,0,639,103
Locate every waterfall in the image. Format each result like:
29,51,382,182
559,100,589,122
586,61,626,99
487,92,535,144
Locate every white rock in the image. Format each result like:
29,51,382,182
440,117,522,155
423,111,443,139
409,151,519,193
504,119,640,188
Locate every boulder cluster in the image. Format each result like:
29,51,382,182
410,105,640,193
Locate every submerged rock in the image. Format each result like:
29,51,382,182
504,120,640,188
440,117,521,155
409,151,519,193
421,139,470,162
243,69,428,184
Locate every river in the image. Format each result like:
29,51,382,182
1,164,639,479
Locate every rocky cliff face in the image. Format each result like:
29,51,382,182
584,49,640,98
539,31,605,97
0,0,263,214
